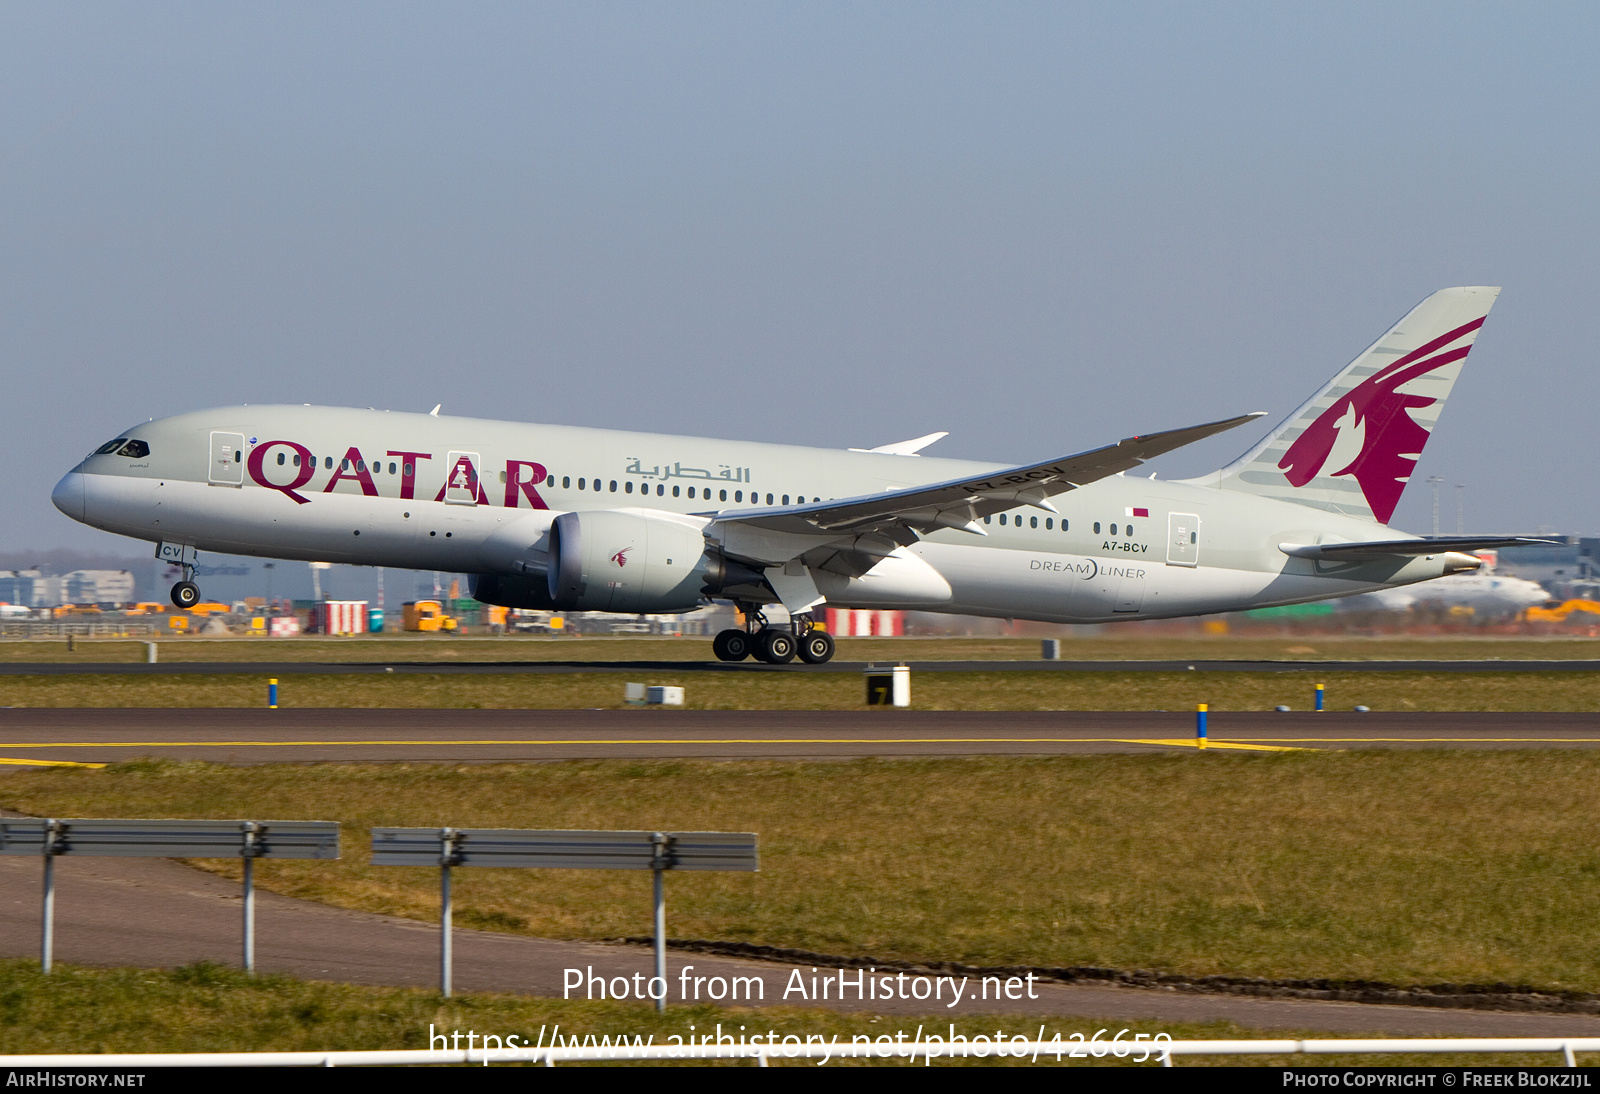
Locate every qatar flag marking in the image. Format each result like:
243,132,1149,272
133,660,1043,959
1125,507,1148,518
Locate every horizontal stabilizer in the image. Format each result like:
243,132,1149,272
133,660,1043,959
1279,536,1558,560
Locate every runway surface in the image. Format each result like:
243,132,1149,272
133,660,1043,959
2,849,1596,1034
1,709,1597,765
4,658,1600,675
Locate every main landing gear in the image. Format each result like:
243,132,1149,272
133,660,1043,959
170,564,201,609
713,610,835,664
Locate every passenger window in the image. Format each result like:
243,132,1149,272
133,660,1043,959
546,475,554,487
626,481,634,494
687,487,696,499
999,514,1007,526
1062,520,1069,531
720,489,727,501
672,485,680,497
983,515,991,524
1093,522,1100,534
116,440,149,458
595,478,602,491
389,462,396,475
277,452,286,466
609,480,617,492
96,439,127,455
356,460,365,472
766,493,774,505
1030,516,1038,528
325,457,333,469
1126,523,1134,536
1110,523,1117,536
1045,518,1052,530
657,484,664,496
562,477,570,489
578,478,585,490
405,463,415,477
734,490,742,502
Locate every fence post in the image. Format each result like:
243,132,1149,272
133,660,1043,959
651,832,671,1013
241,822,260,974
1315,683,1324,712
40,820,60,975
439,827,459,998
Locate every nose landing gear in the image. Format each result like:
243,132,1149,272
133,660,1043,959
170,564,201,609
713,608,835,664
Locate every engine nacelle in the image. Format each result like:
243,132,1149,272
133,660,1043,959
546,510,711,613
469,573,557,611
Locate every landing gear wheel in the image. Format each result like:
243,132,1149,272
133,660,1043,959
713,628,755,662
797,630,835,664
171,581,200,609
756,628,797,664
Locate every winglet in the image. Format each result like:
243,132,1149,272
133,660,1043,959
850,431,950,456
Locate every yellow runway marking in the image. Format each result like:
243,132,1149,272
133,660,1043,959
1116,739,1308,752
0,757,106,768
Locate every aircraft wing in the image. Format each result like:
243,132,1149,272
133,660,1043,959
709,412,1267,540
1279,536,1559,560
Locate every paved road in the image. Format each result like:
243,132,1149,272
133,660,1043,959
1,709,1597,765
4,658,1600,675
3,852,1597,1035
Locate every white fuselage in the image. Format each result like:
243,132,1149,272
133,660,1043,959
53,405,1470,623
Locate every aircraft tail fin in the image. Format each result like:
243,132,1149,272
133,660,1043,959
1185,286,1501,523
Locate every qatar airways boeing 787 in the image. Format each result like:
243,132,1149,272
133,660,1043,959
51,286,1545,663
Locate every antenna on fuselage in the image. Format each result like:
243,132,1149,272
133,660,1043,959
430,404,441,416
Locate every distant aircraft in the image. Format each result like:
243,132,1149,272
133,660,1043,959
1349,563,1550,615
53,286,1549,663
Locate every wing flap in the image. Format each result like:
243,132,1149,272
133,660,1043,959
713,412,1266,540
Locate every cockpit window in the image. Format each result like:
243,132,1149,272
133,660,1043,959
115,439,150,459
94,439,127,455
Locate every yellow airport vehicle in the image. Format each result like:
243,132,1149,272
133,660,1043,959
1525,599,1600,623
403,600,460,633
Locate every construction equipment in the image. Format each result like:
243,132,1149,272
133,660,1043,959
1525,599,1600,623
403,600,459,633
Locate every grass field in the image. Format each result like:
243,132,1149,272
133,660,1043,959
8,752,1600,995
6,633,1600,663
0,668,1596,710
5,666,1600,710
3,961,1567,1066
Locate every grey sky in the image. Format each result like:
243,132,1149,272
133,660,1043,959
4,2,1596,562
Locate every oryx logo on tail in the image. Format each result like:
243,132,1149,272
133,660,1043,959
1277,316,1484,522
610,547,632,567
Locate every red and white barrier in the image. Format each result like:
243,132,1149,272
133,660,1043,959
320,601,368,635
825,609,903,636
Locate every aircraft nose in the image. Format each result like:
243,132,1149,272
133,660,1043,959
51,472,85,522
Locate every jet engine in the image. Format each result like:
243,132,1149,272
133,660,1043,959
469,573,558,611
546,510,712,613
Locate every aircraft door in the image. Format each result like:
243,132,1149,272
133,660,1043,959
209,432,245,485
1167,512,1200,566
443,451,482,505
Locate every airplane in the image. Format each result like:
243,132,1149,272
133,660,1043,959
51,286,1550,664
1345,552,1550,615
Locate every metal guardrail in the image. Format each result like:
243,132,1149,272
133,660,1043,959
0,1037,1594,1067
0,622,161,637
372,828,758,1004
0,818,339,974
